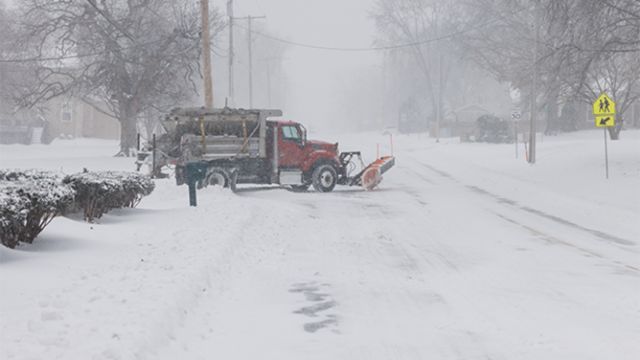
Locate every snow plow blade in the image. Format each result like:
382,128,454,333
357,156,395,191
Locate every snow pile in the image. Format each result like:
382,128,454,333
0,173,74,248
63,171,155,222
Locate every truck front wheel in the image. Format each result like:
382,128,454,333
312,164,337,192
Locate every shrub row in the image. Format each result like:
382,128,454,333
0,169,154,248
63,171,155,222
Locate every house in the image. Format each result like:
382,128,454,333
430,104,492,139
0,97,120,144
42,97,120,141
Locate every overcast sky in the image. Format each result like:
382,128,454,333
232,0,381,131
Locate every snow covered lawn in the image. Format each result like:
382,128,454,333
1,131,639,360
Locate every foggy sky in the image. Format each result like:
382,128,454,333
232,0,380,132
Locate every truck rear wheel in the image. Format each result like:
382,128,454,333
312,164,337,192
206,169,228,187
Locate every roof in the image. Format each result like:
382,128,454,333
272,120,298,126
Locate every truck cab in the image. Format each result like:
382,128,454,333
269,121,342,191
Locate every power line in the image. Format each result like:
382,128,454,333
236,7,530,52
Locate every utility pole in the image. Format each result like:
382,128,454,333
234,15,266,108
200,0,213,108
227,0,234,106
528,0,540,164
434,1,441,142
265,59,272,107
248,16,255,108
261,57,284,108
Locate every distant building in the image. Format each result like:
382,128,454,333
0,97,120,144
449,104,491,138
42,97,120,141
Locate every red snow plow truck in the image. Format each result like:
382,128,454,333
140,107,394,193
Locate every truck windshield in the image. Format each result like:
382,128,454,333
282,126,301,141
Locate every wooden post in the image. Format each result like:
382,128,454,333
200,0,214,108
514,121,518,159
152,133,156,178
227,0,234,106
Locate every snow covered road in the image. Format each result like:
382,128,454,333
1,130,639,360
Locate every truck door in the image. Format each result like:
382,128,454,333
278,124,305,168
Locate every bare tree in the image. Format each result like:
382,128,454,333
10,0,224,155
459,0,640,138
549,0,640,138
372,0,462,125
0,4,40,124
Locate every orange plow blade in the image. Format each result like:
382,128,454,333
360,156,395,191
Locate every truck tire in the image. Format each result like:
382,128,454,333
312,164,337,193
206,169,228,187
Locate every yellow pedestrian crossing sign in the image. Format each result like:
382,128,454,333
593,93,615,116
595,115,615,128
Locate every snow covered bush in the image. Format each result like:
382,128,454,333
0,178,74,248
0,169,154,247
63,171,155,222
0,169,63,182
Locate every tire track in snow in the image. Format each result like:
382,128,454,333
465,185,635,247
494,212,639,275
407,157,636,249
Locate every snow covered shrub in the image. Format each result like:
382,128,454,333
63,171,154,222
0,179,75,248
117,172,156,207
0,169,62,182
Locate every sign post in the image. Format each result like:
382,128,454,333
593,93,616,179
511,110,521,159
603,127,609,179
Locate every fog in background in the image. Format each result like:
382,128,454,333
212,0,380,134
215,0,514,135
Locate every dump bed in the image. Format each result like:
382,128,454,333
163,107,282,162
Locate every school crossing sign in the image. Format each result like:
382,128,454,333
593,93,615,179
593,93,616,127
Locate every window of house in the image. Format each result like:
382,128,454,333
61,102,72,122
